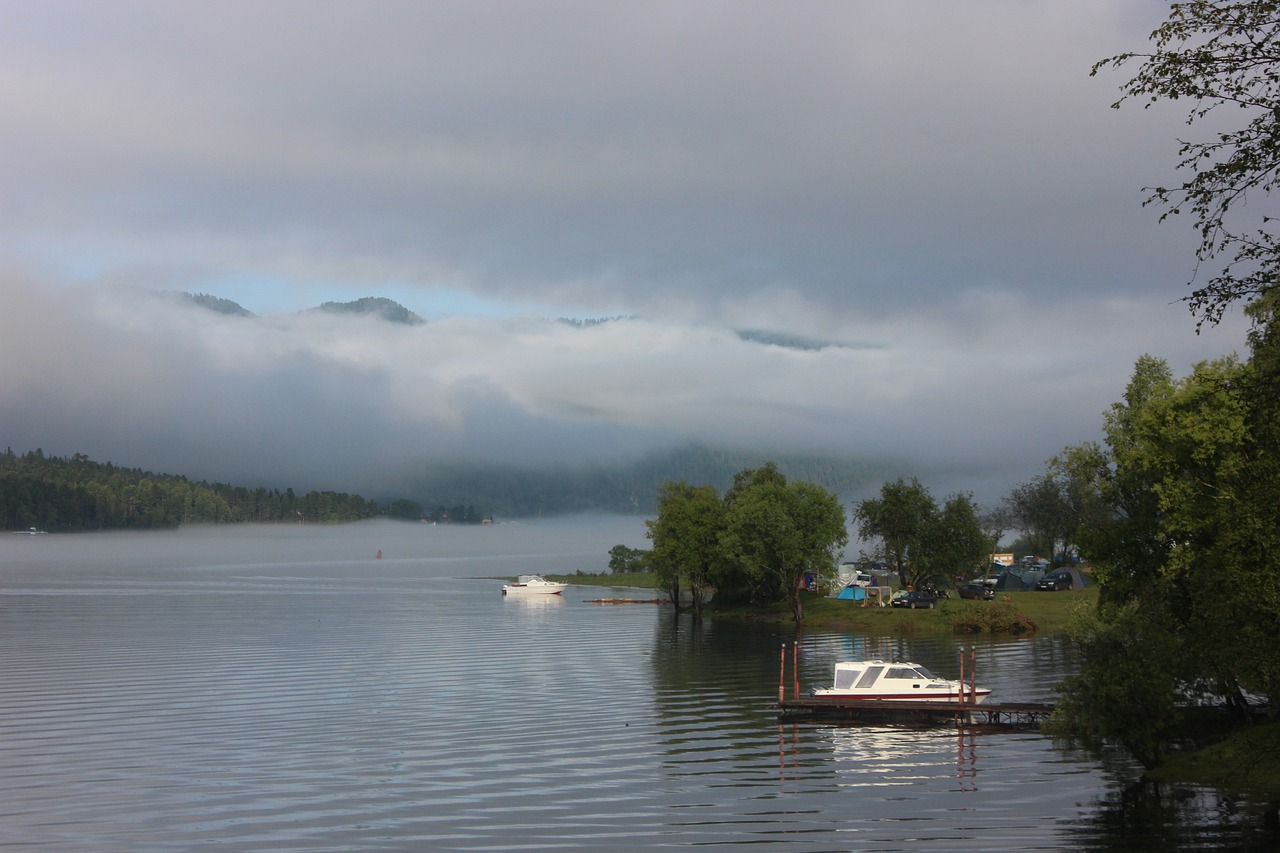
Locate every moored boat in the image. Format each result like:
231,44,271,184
501,574,568,595
813,660,991,704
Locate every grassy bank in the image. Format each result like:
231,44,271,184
1145,722,1280,797
550,571,1097,636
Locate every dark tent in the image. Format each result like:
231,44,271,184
995,569,1043,591
1043,566,1088,589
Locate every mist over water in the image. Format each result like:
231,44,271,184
1,518,1273,850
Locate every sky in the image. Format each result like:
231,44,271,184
0,0,1256,506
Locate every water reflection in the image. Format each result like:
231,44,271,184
1069,781,1280,852
0,522,1275,850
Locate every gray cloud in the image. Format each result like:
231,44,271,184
0,1,1254,504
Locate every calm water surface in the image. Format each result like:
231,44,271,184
1,518,1274,851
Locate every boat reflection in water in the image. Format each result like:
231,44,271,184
777,722,981,795
829,725,979,791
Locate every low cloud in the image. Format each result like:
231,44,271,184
0,278,1246,504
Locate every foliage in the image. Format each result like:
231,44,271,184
0,449,379,530
1050,313,1280,767
1093,1,1280,326
1002,475,1071,562
1051,603,1188,770
179,291,254,316
718,463,848,624
949,602,1038,636
383,498,425,521
607,544,651,574
852,478,934,585
644,463,847,624
645,482,724,616
313,297,425,325
854,478,992,587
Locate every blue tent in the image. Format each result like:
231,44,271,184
836,584,866,601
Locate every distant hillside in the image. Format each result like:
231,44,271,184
1,449,378,531
735,329,845,351
2,445,889,528
174,291,255,317
406,446,887,518
311,297,425,325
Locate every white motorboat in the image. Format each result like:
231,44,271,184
813,660,991,704
501,574,569,595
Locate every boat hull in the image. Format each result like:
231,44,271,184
812,689,991,704
502,586,567,595
502,582,568,595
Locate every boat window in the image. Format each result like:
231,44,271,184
886,667,925,680
913,665,937,679
833,669,861,690
854,666,884,688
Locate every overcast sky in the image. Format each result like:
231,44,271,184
0,0,1254,505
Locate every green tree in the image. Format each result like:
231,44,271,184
1002,474,1075,563
607,544,650,574
917,492,992,582
853,477,936,587
857,481,992,587
720,464,847,624
1052,339,1280,767
1093,1,1280,325
646,482,724,616
1053,602,1187,770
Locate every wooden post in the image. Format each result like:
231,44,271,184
959,649,965,704
792,643,799,699
969,649,977,705
779,644,786,704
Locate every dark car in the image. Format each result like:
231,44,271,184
1036,572,1072,591
958,582,995,600
891,590,938,610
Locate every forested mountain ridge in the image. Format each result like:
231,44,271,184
309,297,425,325
408,446,887,517
1,449,378,531
2,446,887,531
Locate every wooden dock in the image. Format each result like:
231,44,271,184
775,696,1055,729
773,643,1055,730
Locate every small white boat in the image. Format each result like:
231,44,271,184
813,660,991,704
502,574,568,595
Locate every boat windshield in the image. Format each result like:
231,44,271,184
885,667,928,680
832,668,862,690
854,666,884,689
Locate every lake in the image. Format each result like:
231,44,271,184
1,517,1274,850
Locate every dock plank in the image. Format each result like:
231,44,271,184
775,697,1055,729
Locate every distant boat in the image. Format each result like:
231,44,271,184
501,574,568,596
813,660,991,704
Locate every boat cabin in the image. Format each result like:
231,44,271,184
829,661,952,692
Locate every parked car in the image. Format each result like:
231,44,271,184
891,590,938,610
1036,572,1072,591
958,582,995,600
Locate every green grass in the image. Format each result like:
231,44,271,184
548,572,1099,635
546,570,662,588
794,587,1097,635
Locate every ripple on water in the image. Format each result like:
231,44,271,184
1,527,1274,850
